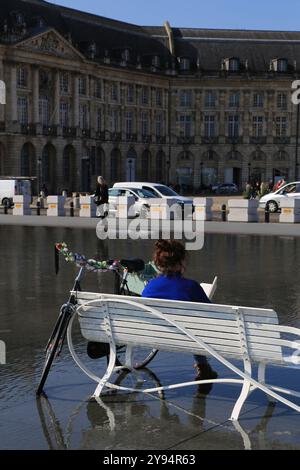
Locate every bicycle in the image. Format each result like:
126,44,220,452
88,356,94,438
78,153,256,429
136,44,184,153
36,247,158,396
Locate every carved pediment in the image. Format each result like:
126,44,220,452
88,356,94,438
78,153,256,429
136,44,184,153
15,29,85,61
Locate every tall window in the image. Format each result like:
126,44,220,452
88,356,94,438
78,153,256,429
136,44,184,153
229,92,240,108
205,91,216,108
60,101,69,127
253,93,264,107
126,111,133,135
111,83,118,102
60,73,69,94
180,90,192,107
252,116,263,137
228,115,239,138
275,116,287,137
179,114,192,137
127,84,134,103
78,77,86,95
156,89,162,106
277,93,287,110
228,58,239,72
96,108,102,132
141,112,149,136
155,113,163,137
204,115,215,137
111,110,119,133
17,96,28,124
79,104,88,129
39,96,50,126
17,67,27,88
94,80,102,99
141,86,149,105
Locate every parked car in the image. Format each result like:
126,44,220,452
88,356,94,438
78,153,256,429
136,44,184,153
108,187,154,217
212,183,239,194
0,178,33,208
259,181,300,213
113,182,193,205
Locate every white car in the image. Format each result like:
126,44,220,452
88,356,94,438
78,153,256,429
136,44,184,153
113,182,193,206
108,187,154,217
259,181,300,213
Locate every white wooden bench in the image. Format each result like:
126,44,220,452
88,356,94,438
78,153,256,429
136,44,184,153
67,286,300,421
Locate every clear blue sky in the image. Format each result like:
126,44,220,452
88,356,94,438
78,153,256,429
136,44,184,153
50,0,300,31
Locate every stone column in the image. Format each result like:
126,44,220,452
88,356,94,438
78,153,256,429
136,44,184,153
32,66,39,124
72,74,79,128
53,69,60,126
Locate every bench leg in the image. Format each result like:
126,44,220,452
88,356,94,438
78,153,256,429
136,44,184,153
93,344,117,398
230,361,252,421
258,363,276,404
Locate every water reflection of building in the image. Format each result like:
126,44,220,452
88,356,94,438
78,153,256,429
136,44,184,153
1,1,300,192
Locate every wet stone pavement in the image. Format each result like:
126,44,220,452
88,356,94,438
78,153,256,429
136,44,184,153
1,226,300,450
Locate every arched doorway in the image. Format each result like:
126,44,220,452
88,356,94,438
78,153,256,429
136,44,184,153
0,143,5,175
201,150,219,189
81,146,90,192
126,148,137,181
111,148,121,183
141,149,151,181
95,146,105,177
21,143,36,177
225,150,242,187
42,144,57,193
156,150,165,183
63,145,76,192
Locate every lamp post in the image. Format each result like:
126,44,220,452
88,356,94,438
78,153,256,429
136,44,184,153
248,162,251,183
37,157,42,196
295,103,300,180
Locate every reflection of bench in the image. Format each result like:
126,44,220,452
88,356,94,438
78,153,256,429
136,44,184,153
67,291,300,421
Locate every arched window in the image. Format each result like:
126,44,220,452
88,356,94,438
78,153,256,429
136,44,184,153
63,145,76,190
111,148,121,182
20,143,36,177
141,150,151,180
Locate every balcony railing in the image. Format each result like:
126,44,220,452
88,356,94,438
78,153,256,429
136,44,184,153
63,127,77,138
177,136,195,145
42,125,58,137
126,133,137,142
141,135,152,143
225,136,243,144
249,136,267,145
274,136,290,145
20,124,37,135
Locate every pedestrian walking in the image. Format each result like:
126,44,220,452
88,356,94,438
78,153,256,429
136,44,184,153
94,176,109,218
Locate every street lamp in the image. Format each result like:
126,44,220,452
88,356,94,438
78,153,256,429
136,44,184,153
248,162,251,182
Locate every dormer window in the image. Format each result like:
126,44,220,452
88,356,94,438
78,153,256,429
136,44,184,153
179,57,191,72
224,57,240,72
88,42,97,59
15,12,24,26
152,56,160,68
273,58,288,72
122,49,130,62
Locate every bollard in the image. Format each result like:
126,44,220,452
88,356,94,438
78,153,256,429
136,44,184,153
47,196,66,217
70,201,74,217
193,198,213,221
13,195,31,216
228,199,259,222
36,200,41,216
221,204,227,222
264,207,270,223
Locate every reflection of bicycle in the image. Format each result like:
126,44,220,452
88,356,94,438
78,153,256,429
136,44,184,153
36,256,158,396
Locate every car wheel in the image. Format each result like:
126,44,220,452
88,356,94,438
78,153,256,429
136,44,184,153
266,200,278,213
2,198,11,208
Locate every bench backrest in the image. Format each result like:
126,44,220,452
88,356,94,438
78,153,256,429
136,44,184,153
74,291,283,364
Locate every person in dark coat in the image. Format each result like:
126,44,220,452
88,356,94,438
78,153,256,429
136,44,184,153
94,176,109,218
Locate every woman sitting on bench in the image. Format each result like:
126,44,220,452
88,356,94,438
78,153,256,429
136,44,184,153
142,240,217,382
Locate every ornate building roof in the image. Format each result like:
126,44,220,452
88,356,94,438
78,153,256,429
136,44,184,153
1,0,300,75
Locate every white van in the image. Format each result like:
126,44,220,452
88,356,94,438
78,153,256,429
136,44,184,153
0,178,32,207
113,182,193,205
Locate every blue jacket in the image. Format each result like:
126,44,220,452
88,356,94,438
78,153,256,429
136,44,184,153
142,273,211,303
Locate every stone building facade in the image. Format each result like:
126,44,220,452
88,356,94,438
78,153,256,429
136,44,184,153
0,0,299,194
